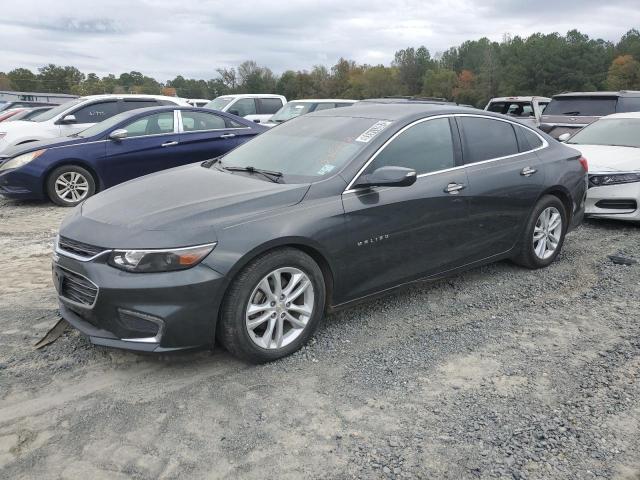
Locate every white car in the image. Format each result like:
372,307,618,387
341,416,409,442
0,94,190,154
205,94,286,124
485,96,551,127
185,98,211,107
262,99,357,127
561,112,640,222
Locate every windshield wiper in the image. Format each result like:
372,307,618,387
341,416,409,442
223,165,283,183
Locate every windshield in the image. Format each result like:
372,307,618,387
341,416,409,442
75,110,134,138
567,118,640,148
220,116,384,182
30,98,84,122
543,97,617,117
205,97,233,111
270,102,314,123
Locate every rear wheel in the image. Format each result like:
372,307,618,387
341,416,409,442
512,195,567,269
46,165,96,207
218,248,326,363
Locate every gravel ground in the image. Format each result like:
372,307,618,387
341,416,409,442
1,197,639,479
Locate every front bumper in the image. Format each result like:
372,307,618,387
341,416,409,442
0,167,45,200
586,181,640,222
53,246,227,351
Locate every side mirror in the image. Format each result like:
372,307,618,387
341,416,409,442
228,109,240,116
61,114,77,124
353,166,417,189
558,133,571,142
109,129,128,141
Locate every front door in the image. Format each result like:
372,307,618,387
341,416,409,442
338,117,472,302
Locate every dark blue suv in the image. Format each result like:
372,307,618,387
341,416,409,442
0,106,266,206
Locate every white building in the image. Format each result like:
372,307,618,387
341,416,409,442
0,91,78,105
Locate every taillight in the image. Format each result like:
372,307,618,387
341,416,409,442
578,156,588,172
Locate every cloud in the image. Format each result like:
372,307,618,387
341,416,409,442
0,0,638,82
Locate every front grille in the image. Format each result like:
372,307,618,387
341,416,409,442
595,199,637,210
60,269,98,306
58,236,106,259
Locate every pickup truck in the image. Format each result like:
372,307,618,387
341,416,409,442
485,96,551,127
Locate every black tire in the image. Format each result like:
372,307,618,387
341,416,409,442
512,194,567,269
46,165,96,207
218,248,326,363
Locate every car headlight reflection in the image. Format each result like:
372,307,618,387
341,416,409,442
0,149,46,172
589,172,640,187
108,243,216,273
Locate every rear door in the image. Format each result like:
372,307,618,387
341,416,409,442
103,110,180,187
456,115,546,260
340,117,471,300
176,110,240,162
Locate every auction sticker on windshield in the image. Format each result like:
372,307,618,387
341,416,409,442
355,121,392,143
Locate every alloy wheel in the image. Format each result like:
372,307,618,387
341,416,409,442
55,171,89,203
245,267,315,350
533,206,562,260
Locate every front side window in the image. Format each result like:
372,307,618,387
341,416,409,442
460,117,519,164
567,118,640,148
205,97,233,111
72,101,120,123
119,100,159,112
228,98,257,117
31,98,84,122
364,118,455,175
181,111,226,131
122,112,174,137
221,116,381,182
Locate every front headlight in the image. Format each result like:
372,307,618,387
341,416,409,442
0,149,46,172
589,172,640,187
108,243,216,273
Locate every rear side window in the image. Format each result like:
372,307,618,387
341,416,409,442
543,97,617,116
616,97,640,113
365,118,455,175
514,124,544,152
226,118,246,128
459,117,519,163
120,100,160,112
72,101,119,123
181,111,226,131
258,98,284,114
229,98,257,116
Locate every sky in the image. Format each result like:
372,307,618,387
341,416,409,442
1,0,639,81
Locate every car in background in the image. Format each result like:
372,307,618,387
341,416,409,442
52,103,586,361
0,108,26,122
485,96,550,127
0,106,266,206
205,94,286,124
0,100,56,112
560,112,640,222
263,99,357,127
0,94,191,154
4,106,53,122
540,91,640,139
186,99,211,107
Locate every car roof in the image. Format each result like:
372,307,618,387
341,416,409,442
215,94,285,99
488,96,551,102
553,91,640,98
307,102,485,121
79,94,189,103
287,99,357,103
599,111,640,120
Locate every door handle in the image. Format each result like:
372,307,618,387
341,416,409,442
161,141,178,147
220,133,236,139
521,166,537,176
444,182,466,194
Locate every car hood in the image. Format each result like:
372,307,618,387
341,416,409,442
571,144,640,173
0,119,48,136
1,135,89,158
60,163,311,249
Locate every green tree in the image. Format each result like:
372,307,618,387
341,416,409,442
607,55,640,90
8,68,39,91
393,46,433,95
422,69,457,99
37,64,84,93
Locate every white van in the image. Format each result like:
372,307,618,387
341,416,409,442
205,94,286,124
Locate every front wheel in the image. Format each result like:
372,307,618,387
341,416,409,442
512,195,567,269
218,248,326,363
46,165,96,207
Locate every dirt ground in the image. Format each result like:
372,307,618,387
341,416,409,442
1,197,639,480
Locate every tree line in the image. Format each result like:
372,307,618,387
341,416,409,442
1,29,640,107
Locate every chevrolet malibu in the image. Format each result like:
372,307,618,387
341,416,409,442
53,103,588,363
